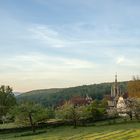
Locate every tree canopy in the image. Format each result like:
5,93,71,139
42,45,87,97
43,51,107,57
128,76,140,98
0,85,16,121
17,82,127,107
12,101,48,132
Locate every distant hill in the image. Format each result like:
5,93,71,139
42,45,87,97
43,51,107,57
17,81,128,107
13,92,21,96
20,88,64,97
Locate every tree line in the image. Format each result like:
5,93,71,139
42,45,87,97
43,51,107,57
17,82,127,107
0,77,140,133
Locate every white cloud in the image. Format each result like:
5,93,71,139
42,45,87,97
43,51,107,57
0,53,96,74
0,53,97,91
29,24,140,50
29,25,68,48
116,56,140,68
116,56,125,64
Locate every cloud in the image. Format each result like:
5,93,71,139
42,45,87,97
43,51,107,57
0,53,96,74
29,25,68,48
116,56,140,69
29,23,140,50
116,56,125,64
0,53,97,91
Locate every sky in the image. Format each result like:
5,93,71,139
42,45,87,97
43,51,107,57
0,0,140,92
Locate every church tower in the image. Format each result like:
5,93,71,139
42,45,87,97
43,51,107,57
111,74,120,98
107,75,127,116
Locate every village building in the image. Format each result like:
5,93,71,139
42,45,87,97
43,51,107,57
108,75,128,116
69,95,92,106
108,75,121,108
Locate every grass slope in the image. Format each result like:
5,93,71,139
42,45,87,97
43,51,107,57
0,122,140,140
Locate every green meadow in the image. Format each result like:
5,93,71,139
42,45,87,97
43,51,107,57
0,121,140,140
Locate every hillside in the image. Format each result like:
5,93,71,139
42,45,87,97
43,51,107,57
19,88,64,97
13,92,21,96
17,82,127,107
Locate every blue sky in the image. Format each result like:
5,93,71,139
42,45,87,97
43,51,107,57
0,0,140,92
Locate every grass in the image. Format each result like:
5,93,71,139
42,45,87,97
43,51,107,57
0,121,140,140
0,123,18,129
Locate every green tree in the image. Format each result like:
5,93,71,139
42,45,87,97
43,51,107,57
13,101,48,133
0,85,16,123
56,101,81,128
86,101,107,121
100,98,108,108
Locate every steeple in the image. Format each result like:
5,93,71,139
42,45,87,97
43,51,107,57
111,74,119,98
114,73,120,98
115,74,118,91
115,73,117,84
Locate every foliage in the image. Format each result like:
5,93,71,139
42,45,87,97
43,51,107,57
127,76,140,120
127,98,140,120
45,107,55,119
12,101,48,132
86,100,107,121
56,101,83,128
17,82,127,107
0,85,16,122
56,99,108,127
128,76,140,98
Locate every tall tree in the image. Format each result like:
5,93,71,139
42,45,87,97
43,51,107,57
0,85,16,122
128,76,140,98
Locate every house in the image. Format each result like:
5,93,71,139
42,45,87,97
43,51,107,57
69,95,92,106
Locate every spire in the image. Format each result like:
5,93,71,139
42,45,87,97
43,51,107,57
114,73,118,97
115,73,117,83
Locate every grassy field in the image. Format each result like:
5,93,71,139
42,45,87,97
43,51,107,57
0,122,140,140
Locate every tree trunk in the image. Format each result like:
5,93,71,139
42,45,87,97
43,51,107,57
129,112,133,120
73,119,77,128
29,113,35,133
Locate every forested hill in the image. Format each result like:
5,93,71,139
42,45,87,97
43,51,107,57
17,82,127,107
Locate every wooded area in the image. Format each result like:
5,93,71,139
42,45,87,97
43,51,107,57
17,82,127,107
